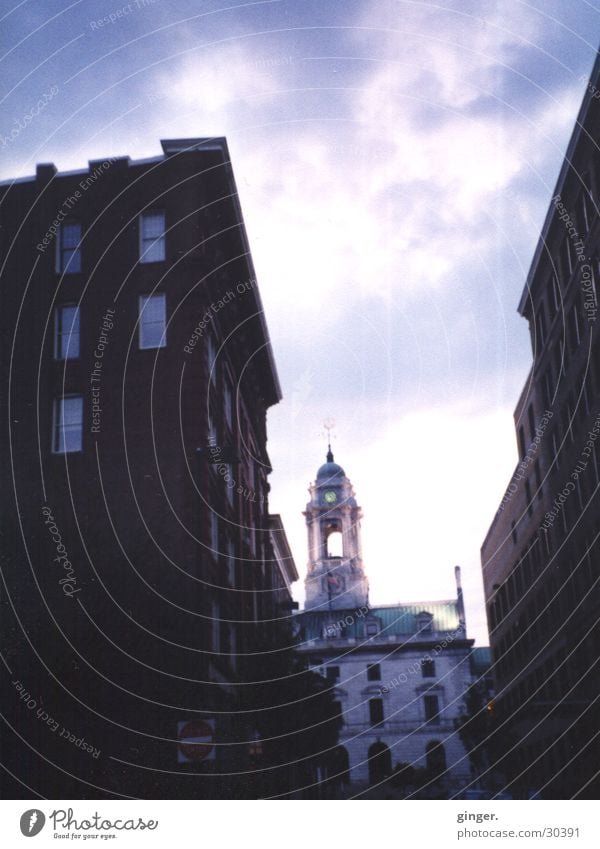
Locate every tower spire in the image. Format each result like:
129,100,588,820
323,416,335,463
303,444,368,611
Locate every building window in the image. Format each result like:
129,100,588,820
208,407,218,446
211,601,220,653
569,307,581,353
535,308,546,350
139,293,166,349
57,222,82,273
365,619,379,637
579,189,590,234
417,612,433,633
511,520,518,545
223,379,233,431
224,465,235,507
424,694,440,723
527,405,535,442
518,425,526,458
421,659,436,678
534,460,543,500
525,478,533,517
426,740,447,773
326,666,340,681
210,511,219,559
369,698,384,727
53,396,83,453
560,239,572,284
207,335,217,384
139,211,165,263
551,275,561,317
54,305,80,359
367,663,381,681
227,539,236,586
542,368,553,408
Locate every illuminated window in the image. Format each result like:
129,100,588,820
57,222,81,273
53,396,83,453
139,211,165,263
139,293,166,349
55,305,80,359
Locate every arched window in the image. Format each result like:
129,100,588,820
368,742,391,784
326,530,343,557
426,740,447,778
328,745,350,785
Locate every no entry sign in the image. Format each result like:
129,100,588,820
177,719,215,763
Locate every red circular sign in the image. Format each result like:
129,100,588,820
178,720,214,761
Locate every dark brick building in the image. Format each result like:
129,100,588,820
0,138,296,798
481,57,600,798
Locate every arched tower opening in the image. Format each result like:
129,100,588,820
303,446,369,610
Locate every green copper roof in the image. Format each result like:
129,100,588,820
297,601,462,642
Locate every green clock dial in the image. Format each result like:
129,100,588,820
323,490,338,504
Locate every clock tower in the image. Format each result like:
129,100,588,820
304,447,369,610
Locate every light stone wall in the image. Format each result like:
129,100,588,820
309,640,474,786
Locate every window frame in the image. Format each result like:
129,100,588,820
139,210,166,264
210,511,219,560
52,395,83,454
138,293,167,350
227,538,236,587
56,221,82,274
423,694,440,724
207,334,217,385
365,619,379,637
223,376,234,432
367,663,381,681
421,659,436,678
211,600,220,653
54,304,80,360
369,698,384,727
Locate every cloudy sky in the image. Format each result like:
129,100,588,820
2,0,600,644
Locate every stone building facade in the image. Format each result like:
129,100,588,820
297,450,477,793
481,52,600,799
0,137,294,798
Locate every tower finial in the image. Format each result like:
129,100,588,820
323,417,336,462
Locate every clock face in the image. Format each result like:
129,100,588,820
323,490,338,504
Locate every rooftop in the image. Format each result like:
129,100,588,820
297,600,464,643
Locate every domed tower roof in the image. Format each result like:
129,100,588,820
304,445,367,611
317,447,345,482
